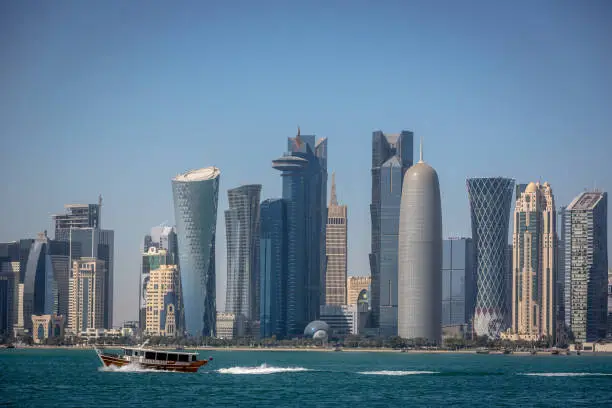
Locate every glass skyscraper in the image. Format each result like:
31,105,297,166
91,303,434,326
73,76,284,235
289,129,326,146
442,238,475,327
225,184,262,322
466,177,514,338
172,167,220,337
272,130,327,335
259,198,287,339
369,130,413,335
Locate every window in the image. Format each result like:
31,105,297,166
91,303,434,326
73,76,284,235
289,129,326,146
145,352,155,359
167,354,178,361
178,354,189,362
156,353,167,361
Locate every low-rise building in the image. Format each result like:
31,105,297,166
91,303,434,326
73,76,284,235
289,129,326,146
319,304,358,336
31,314,65,344
216,312,246,339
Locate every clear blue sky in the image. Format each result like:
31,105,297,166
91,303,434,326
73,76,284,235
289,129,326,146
1,0,610,326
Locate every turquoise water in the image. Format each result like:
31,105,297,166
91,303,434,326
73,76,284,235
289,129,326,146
1,349,612,407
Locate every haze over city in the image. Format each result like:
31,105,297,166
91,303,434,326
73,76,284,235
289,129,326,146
1,0,611,326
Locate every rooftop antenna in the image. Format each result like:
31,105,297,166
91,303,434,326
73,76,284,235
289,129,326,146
418,136,424,163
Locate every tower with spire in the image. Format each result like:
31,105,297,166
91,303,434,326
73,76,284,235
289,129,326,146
325,171,348,305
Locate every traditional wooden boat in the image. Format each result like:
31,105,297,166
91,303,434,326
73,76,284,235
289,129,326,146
95,341,212,373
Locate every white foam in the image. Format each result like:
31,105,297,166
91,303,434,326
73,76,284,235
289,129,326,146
358,370,438,376
98,363,161,373
522,372,612,377
217,363,311,375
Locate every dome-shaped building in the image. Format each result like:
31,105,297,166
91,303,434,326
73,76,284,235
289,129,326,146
304,320,330,338
398,141,442,343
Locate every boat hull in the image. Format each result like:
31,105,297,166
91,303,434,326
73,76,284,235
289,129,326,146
99,353,208,373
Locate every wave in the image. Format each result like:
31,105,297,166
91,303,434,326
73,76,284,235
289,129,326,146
217,363,311,375
358,370,438,376
521,372,612,377
98,363,162,373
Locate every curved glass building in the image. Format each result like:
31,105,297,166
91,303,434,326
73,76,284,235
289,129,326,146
172,167,220,337
466,177,514,338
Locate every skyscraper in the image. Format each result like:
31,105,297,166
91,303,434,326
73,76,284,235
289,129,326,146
325,172,348,306
511,182,557,341
172,167,220,337
564,191,608,342
145,265,182,337
69,258,106,333
225,184,262,322
398,143,442,343
369,130,413,335
259,198,287,339
144,226,179,264
466,177,514,338
442,238,475,327
52,197,102,242
272,128,327,335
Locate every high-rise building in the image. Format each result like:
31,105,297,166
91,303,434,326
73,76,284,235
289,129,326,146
172,167,220,337
466,177,515,338
347,276,371,306
52,197,102,242
369,130,413,335
0,242,20,336
259,198,287,339
145,265,182,337
442,238,475,327
139,247,173,331
398,144,442,343
272,129,327,335
511,182,557,341
325,172,348,306
564,191,608,342
558,206,567,332
69,258,106,333
225,184,262,322
144,226,179,264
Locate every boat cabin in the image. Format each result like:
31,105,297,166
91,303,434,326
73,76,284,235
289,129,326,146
123,347,199,363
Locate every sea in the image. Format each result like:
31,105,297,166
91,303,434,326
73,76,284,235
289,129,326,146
1,349,612,407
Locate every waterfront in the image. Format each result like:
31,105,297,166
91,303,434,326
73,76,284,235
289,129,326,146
1,349,611,407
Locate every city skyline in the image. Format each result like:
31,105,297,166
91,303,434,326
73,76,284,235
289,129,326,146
2,2,611,326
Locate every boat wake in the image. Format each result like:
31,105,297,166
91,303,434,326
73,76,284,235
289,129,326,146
521,372,612,377
217,363,311,375
98,363,162,373
358,370,438,376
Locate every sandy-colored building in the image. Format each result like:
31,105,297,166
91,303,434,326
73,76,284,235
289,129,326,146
511,182,556,340
69,258,106,334
216,312,246,339
347,276,371,306
145,265,182,337
326,172,348,305
32,314,65,344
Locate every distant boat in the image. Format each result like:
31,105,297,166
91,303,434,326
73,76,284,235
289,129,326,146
503,349,512,355
551,348,560,355
476,348,490,355
95,340,212,373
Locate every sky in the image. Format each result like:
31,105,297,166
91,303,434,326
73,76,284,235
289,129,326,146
1,0,611,326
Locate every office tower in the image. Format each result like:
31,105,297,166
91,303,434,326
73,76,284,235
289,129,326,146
442,238,475,327
398,143,442,343
145,265,182,337
172,167,220,337
0,243,20,337
369,130,413,335
347,276,371,306
511,182,557,340
69,258,106,333
466,177,514,338
144,226,179,264
67,228,114,328
139,247,172,331
325,172,348,305
52,197,102,242
272,128,327,335
558,206,567,331
608,268,612,336
564,191,608,342
259,199,287,339
225,184,262,322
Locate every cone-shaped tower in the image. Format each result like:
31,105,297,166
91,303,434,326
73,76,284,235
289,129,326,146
398,139,442,343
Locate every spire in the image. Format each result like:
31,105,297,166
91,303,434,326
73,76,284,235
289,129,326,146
418,136,424,163
330,171,338,206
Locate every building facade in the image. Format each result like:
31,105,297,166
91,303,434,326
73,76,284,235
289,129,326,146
259,199,287,339
52,198,102,242
325,172,348,306
31,314,64,344
140,247,174,332
398,148,442,343
225,184,262,322
564,191,608,342
369,130,413,335
347,276,371,307
319,304,358,336
466,177,515,338
272,129,327,335
69,258,106,334
172,167,220,337
511,182,557,341
216,312,246,340
144,226,179,263
145,265,182,337
442,238,475,327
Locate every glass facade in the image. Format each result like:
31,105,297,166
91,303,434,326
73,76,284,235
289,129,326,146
369,130,413,334
259,199,287,339
272,133,327,335
172,167,220,337
466,177,514,338
225,184,262,322
442,238,475,327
